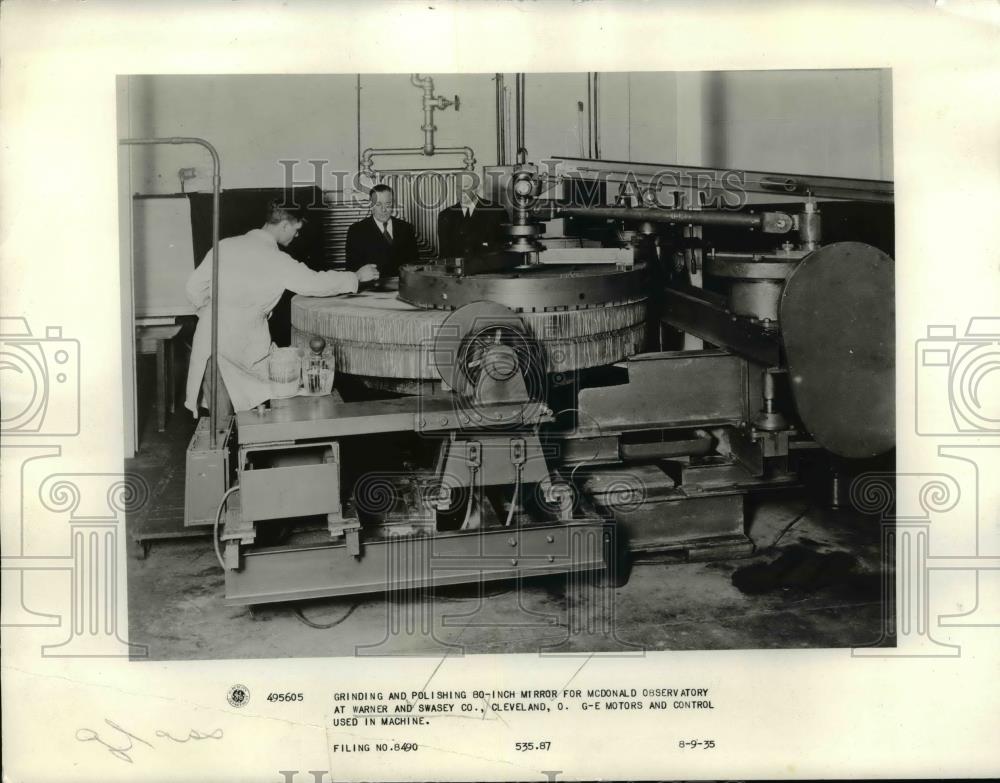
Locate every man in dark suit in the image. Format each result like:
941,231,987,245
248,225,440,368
437,178,509,259
345,184,419,278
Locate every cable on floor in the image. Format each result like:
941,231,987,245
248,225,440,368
768,505,813,550
294,601,360,629
213,485,241,571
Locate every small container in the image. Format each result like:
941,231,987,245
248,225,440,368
268,346,302,383
303,337,335,395
268,346,302,399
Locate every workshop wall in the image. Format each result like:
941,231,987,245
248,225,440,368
521,70,890,179
126,74,358,194
125,74,498,195
710,69,892,179
125,69,890,196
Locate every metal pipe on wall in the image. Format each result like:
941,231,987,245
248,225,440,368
514,73,525,159
520,75,526,155
585,72,601,159
504,83,512,165
514,75,521,155
411,73,438,156
495,73,507,166
360,74,474,179
360,146,475,177
356,75,362,174
119,136,223,446
592,72,601,160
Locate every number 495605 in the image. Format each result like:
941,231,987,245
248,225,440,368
267,692,303,702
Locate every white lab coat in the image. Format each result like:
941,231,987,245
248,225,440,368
184,228,359,415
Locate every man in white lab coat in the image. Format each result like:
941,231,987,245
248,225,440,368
184,201,379,416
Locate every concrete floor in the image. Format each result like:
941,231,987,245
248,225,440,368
126,360,891,660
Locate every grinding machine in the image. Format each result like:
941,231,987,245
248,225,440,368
186,157,895,606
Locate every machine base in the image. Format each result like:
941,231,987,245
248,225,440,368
225,520,610,606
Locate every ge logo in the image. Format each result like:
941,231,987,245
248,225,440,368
227,684,250,708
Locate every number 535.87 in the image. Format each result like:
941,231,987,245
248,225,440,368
515,741,552,752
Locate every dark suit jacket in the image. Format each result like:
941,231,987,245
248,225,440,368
437,199,508,258
345,216,419,277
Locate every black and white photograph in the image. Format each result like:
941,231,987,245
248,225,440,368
119,69,897,659
3,3,998,781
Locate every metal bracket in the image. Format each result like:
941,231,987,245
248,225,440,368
224,540,242,570
725,425,765,477
541,475,574,522
760,211,793,234
466,441,482,469
345,526,362,559
510,437,526,467
752,428,794,458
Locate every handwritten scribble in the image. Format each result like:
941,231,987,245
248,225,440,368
75,719,153,764
76,718,224,763
155,728,225,743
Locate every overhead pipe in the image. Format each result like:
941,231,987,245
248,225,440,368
514,73,525,159
495,73,507,166
533,203,794,233
360,74,475,178
119,136,223,446
411,73,459,156
503,81,513,165
585,72,601,159
591,72,601,160
360,146,475,178
355,75,362,174
586,74,592,157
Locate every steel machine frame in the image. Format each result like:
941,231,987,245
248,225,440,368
183,154,895,607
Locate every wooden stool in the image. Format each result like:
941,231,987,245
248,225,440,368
136,324,182,432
